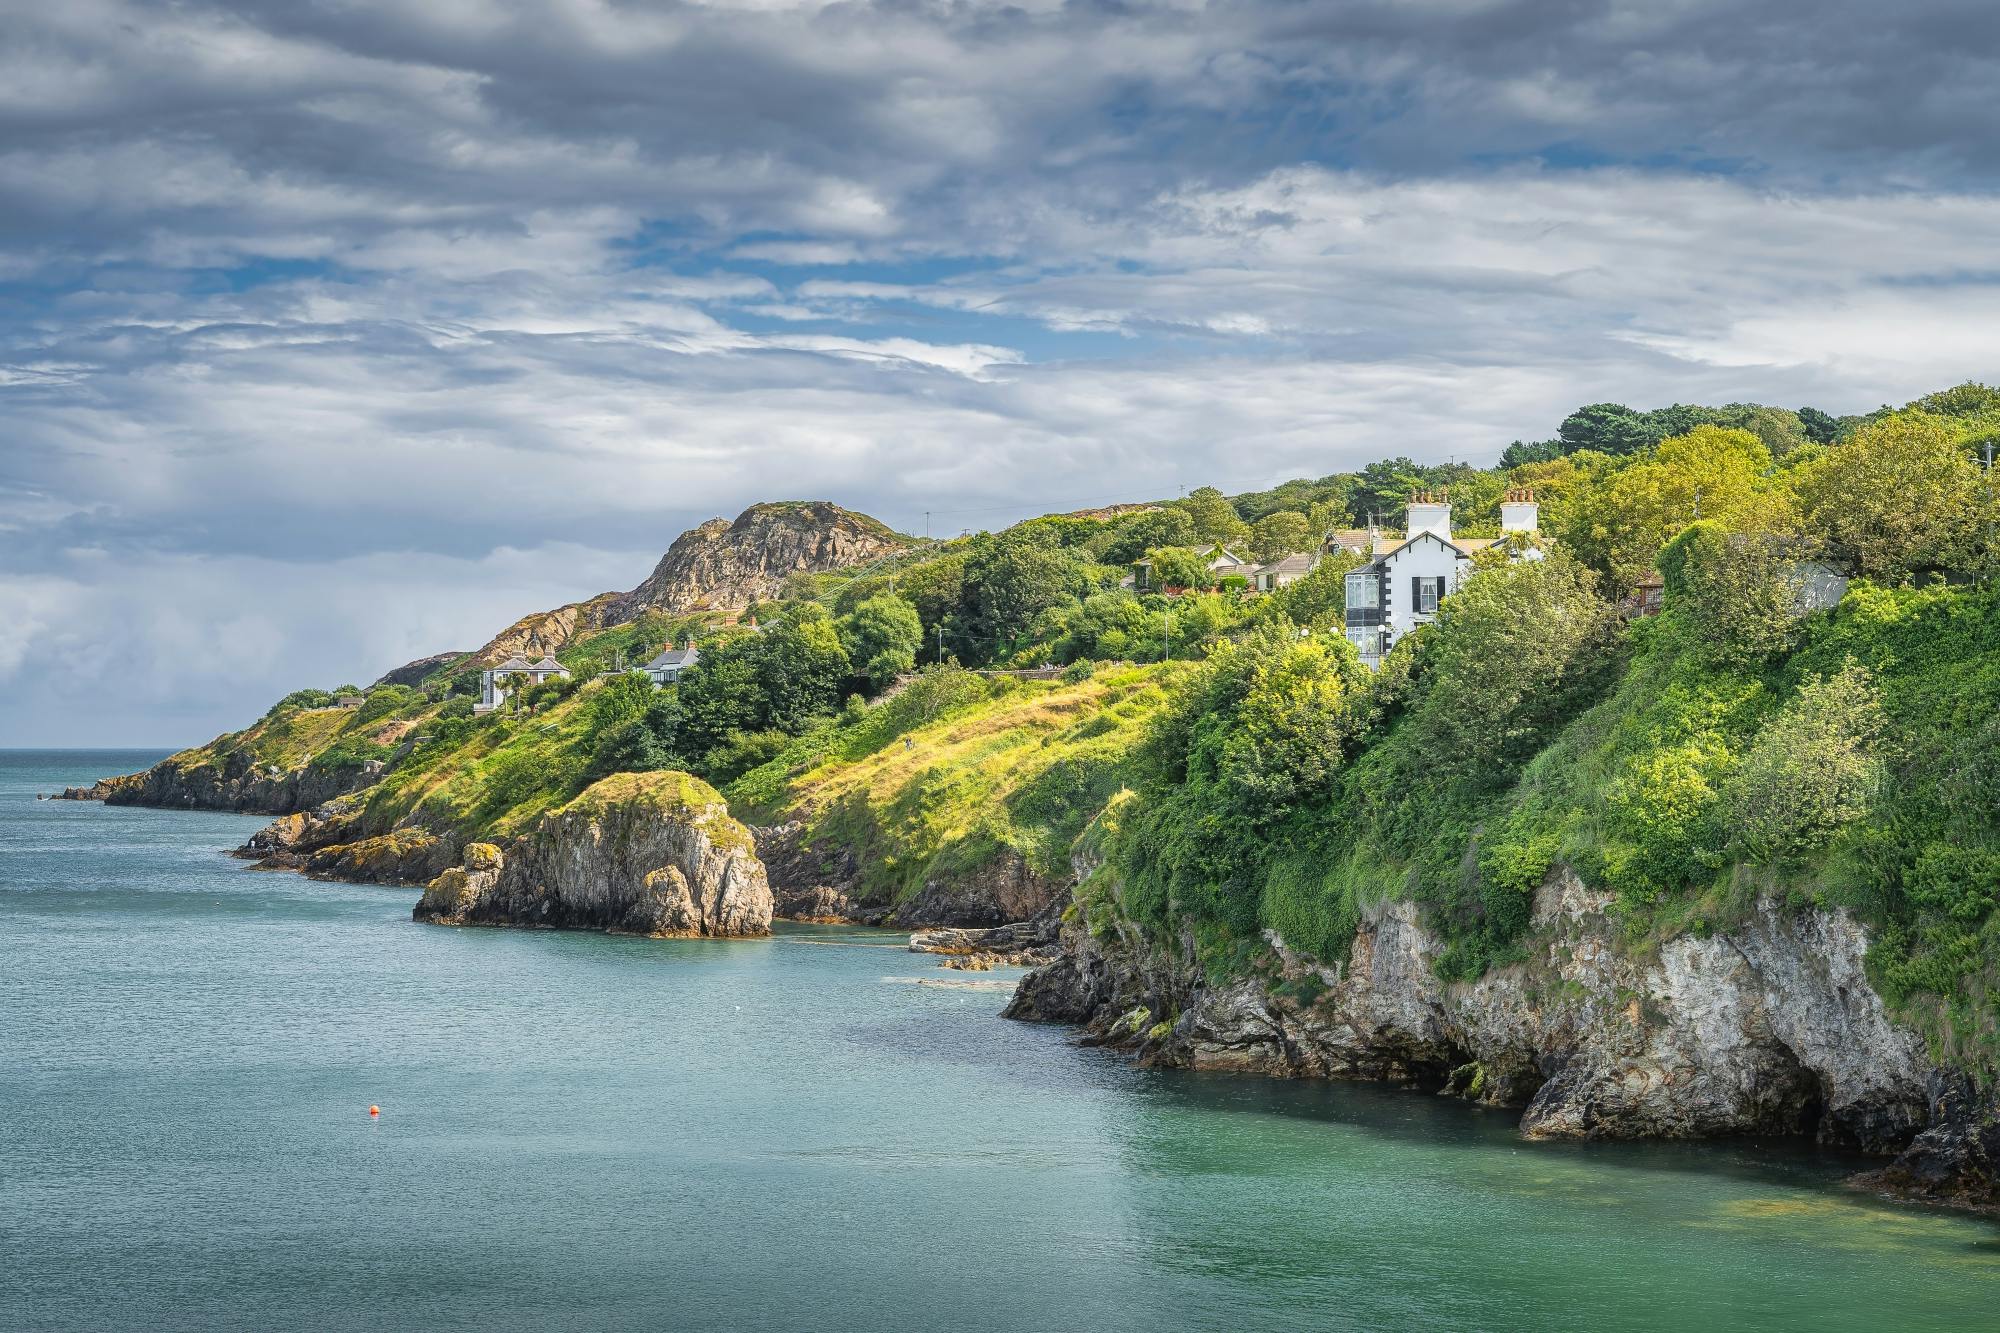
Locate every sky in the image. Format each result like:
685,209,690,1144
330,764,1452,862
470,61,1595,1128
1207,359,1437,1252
4,0,1999,744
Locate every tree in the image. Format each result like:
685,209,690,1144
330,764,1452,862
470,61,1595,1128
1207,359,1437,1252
1142,545,1212,592
838,593,923,690
898,552,966,649
1797,406,1841,445
961,528,1091,653
1350,458,1432,527
1796,410,1983,581
1248,510,1313,562
678,642,763,754
1174,486,1249,545
1559,403,1655,456
1500,439,1563,468
1089,507,1195,565
589,694,689,779
757,602,851,732
1566,425,1775,587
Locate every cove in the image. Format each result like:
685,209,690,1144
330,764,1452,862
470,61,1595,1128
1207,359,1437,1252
4,750,1996,1333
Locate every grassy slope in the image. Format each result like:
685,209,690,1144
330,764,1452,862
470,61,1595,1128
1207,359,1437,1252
728,663,1186,904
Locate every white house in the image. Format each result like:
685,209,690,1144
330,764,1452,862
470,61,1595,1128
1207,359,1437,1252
634,644,700,687
475,654,571,713
1343,489,1542,667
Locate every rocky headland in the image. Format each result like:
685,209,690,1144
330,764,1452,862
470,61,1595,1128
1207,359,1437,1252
1006,859,2000,1214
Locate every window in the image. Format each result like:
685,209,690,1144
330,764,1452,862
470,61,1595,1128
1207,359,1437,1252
1414,576,1443,615
1345,571,1379,610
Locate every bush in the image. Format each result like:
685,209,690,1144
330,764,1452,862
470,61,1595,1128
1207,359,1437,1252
1727,661,1886,863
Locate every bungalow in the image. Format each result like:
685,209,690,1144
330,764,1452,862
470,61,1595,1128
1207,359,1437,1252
1248,551,1319,592
1342,489,1543,667
634,644,700,687
474,654,571,714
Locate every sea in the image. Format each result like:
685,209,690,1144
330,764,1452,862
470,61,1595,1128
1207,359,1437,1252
3,749,1996,1331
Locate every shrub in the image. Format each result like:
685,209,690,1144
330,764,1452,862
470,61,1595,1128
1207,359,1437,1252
1727,661,1886,863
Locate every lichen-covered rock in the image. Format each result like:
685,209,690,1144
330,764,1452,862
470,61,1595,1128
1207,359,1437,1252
304,828,455,885
414,773,771,938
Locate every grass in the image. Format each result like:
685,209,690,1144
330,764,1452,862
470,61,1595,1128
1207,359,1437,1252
730,662,1187,905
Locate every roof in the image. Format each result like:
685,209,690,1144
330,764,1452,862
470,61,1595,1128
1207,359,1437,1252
1326,529,1375,550
530,656,565,671
492,656,533,672
1259,553,1318,574
644,646,699,670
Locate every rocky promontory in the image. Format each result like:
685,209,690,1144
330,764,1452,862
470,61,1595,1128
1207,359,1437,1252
56,748,381,813
1008,862,1998,1213
414,771,772,937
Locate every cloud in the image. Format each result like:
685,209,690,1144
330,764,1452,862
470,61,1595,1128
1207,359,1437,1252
3,0,1998,741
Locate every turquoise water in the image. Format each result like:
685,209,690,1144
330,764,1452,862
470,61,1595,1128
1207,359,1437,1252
3,750,1997,1332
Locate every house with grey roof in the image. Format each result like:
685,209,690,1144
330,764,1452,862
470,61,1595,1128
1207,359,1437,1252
634,644,700,687
475,654,571,714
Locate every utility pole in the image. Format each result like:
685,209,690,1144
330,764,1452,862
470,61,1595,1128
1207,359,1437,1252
925,510,931,541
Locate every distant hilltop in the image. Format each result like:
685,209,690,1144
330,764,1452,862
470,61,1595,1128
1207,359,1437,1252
450,501,907,674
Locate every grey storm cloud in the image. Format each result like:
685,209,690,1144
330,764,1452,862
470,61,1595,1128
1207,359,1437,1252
2,0,1998,742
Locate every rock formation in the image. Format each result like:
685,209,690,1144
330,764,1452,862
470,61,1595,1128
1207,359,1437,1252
414,771,772,937
469,594,621,667
57,749,382,813
609,501,905,622
1010,862,1999,1211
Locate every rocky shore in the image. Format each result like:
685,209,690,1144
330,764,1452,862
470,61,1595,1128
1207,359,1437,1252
1006,863,2000,1216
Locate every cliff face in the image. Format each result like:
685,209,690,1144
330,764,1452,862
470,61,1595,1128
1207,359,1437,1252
610,501,905,622
414,771,772,937
1010,864,1995,1211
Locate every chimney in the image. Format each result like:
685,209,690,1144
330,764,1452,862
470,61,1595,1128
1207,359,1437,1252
1501,487,1539,535
1405,490,1452,541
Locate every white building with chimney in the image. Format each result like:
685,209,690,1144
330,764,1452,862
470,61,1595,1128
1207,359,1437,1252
1343,489,1542,667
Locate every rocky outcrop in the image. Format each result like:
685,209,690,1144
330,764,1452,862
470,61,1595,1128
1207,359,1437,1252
469,594,619,667
58,750,382,814
371,651,468,689
909,894,1066,969
609,502,905,623
754,821,1064,928
1010,866,1993,1206
414,771,771,937
887,850,1064,928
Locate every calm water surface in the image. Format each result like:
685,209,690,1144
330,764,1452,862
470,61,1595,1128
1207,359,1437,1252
3,749,1997,1332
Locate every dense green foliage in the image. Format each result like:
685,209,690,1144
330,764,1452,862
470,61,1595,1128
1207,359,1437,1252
184,379,2000,1062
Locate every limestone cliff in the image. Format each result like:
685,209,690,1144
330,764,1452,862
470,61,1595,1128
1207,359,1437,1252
414,771,772,937
609,501,905,622
1009,863,1994,1212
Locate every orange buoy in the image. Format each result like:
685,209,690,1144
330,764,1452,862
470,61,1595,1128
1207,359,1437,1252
369,1105,380,1117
